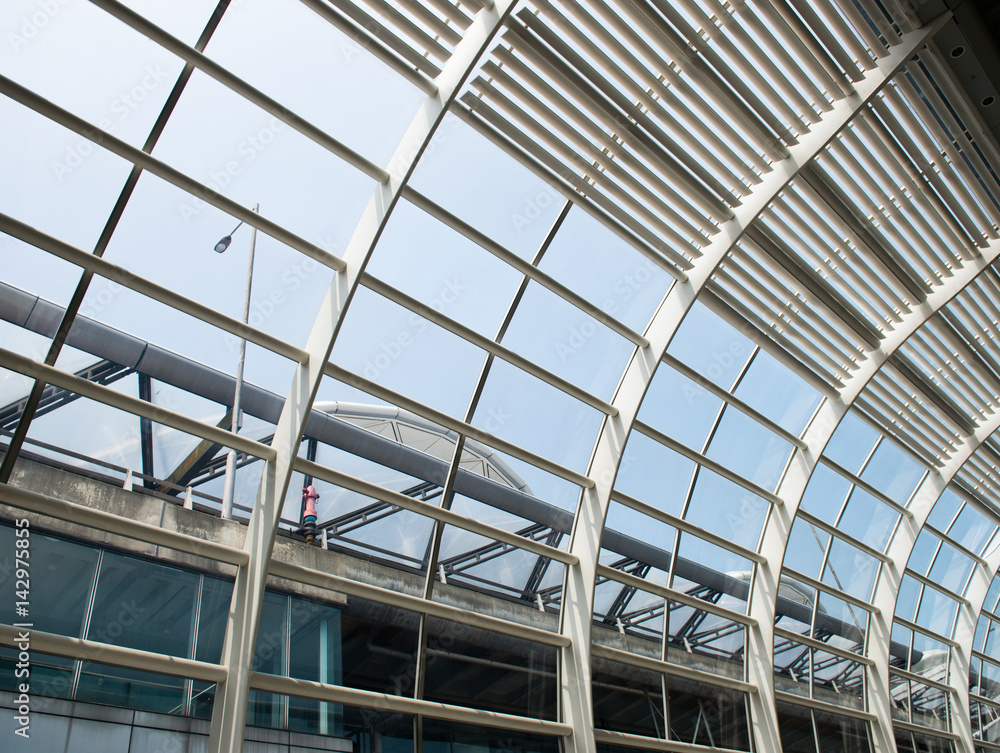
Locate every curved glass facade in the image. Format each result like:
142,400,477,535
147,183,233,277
3,1,1000,752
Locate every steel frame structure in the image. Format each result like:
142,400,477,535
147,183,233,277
4,1,1000,752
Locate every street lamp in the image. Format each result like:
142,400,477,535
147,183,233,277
214,203,258,520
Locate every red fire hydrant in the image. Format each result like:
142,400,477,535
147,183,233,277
301,485,319,543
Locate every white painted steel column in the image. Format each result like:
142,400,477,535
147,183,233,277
560,19,946,753
206,5,518,751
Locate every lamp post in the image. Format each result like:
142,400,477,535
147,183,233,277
214,203,258,520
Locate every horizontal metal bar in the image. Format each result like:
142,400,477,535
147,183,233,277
889,665,955,693
891,616,960,648
297,0,441,86
593,728,748,753
268,560,568,647
0,347,276,462
772,625,875,666
632,420,783,506
818,457,914,519
902,568,972,609
250,671,572,735
591,644,755,693
890,720,960,742
780,566,879,614
0,74,348,273
0,482,249,566
89,0,391,181
324,362,595,488
360,273,618,416
661,353,808,450
611,490,766,565
773,690,877,721
793,509,892,564
0,212,309,365
401,187,649,348
293,456,579,565
0,624,227,683
594,564,757,628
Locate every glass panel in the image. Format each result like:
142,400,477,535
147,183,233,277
813,710,871,752
684,469,770,551
87,550,199,658
0,524,99,638
592,656,664,737
341,596,419,697
667,679,751,751
422,617,557,720
638,363,724,452
668,304,755,391
785,519,830,581
801,464,853,524
616,432,697,518
76,661,185,714
733,350,822,436
837,487,899,552
195,576,233,664
778,705,818,753
539,207,673,333
706,406,794,491
0,649,74,700
824,413,879,475
860,439,926,506
822,538,879,603
423,718,560,753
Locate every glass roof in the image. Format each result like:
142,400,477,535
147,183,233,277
5,0,1000,749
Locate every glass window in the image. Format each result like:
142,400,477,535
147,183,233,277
87,550,199,658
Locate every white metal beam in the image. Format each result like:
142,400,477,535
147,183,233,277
562,17,945,753
205,4,519,751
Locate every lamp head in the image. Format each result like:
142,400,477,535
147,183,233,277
214,236,232,253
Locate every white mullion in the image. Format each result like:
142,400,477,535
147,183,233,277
760,207,893,329
756,0,852,97
0,347,276,463
784,0,869,79
851,117,979,262
660,353,807,449
829,0,892,59
401,188,648,348
816,152,946,284
454,97,692,277
472,76,708,254
481,55,717,239
738,237,875,357
360,273,617,416
632,419,784,506
324,362,594,489
888,80,1000,236
294,457,577,565
779,188,910,321
729,0,833,114
541,0,769,180
596,564,757,628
